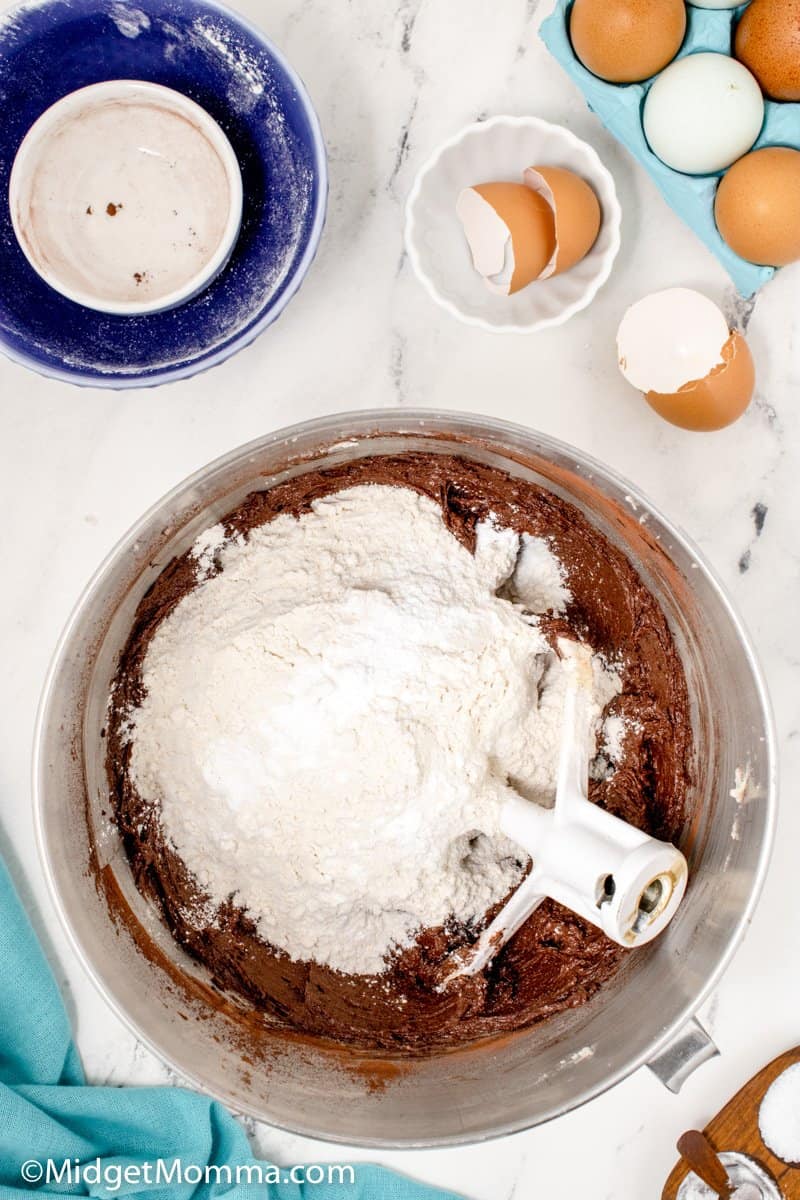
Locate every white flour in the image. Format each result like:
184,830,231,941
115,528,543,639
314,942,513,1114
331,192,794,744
508,530,572,614
190,521,227,578
127,485,620,975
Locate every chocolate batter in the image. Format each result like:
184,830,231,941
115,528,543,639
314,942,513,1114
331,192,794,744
106,453,692,1053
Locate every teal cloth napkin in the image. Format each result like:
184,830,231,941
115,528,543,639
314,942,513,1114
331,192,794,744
0,856,461,1200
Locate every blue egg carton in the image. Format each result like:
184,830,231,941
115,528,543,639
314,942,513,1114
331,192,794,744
540,2,800,297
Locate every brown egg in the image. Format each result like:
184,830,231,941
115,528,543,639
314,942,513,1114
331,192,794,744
569,0,686,84
715,147,800,266
458,183,556,294
735,0,800,102
645,333,755,432
523,166,601,275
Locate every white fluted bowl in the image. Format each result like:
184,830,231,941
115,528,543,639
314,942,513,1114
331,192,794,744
405,116,622,333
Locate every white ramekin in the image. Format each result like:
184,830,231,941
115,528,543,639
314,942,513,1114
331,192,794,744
405,116,622,334
9,80,243,316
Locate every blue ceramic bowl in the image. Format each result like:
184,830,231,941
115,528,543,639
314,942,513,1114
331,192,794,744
0,0,327,387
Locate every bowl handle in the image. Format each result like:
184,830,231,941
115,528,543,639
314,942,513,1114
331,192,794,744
646,1018,719,1094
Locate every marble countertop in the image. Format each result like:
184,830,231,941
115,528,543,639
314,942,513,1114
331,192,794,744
1,1,798,1196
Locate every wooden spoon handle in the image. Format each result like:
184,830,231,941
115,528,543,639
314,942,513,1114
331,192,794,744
677,1130,733,1197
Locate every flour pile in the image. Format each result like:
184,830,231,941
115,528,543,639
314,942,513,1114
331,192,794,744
126,485,620,975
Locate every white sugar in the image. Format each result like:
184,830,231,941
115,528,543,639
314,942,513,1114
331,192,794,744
759,1062,800,1162
677,1152,779,1200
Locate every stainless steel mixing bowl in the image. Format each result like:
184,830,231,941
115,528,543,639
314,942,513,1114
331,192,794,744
34,409,776,1147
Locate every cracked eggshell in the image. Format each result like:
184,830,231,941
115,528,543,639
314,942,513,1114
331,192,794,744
523,166,601,276
617,288,755,431
617,288,729,394
456,182,556,295
645,333,755,431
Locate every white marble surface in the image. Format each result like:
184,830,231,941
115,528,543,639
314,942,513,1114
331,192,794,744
1,1,799,1197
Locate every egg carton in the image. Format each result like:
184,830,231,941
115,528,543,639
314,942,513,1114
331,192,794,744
540,2,800,297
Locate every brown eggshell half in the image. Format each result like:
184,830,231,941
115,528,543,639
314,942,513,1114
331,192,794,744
645,332,755,432
471,182,556,293
524,166,601,275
